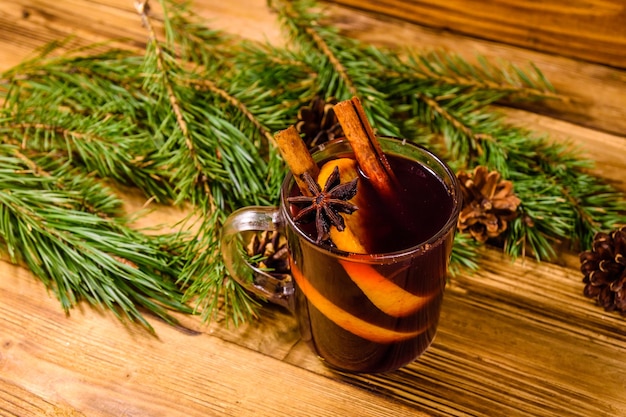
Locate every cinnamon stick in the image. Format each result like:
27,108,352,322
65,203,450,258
274,126,319,196
333,97,397,199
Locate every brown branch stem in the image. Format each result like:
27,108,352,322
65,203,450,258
135,0,215,210
280,0,358,97
384,69,564,102
186,78,276,147
417,92,496,157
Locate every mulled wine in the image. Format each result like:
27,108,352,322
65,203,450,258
284,146,458,373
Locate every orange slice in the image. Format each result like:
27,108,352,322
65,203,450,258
318,158,366,252
290,259,425,344
340,261,435,317
317,159,435,317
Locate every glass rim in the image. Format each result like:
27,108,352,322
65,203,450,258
280,136,462,263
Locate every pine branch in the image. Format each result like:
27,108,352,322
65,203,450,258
0,145,191,331
449,232,481,276
0,0,623,329
1,49,175,203
10,148,123,219
135,0,291,324
271,0,400,137
270,0,357,96
413,91,503,164
186,78,276,148
176,211,262,325
136,0,201,181
2,118,173,203
2,48,148,119
378,50,562,103
160,0,238,69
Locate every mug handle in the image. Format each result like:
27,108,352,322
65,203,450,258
220,206,294,309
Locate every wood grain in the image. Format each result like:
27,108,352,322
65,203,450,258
322,3,626,137
332,248,626,416
2,231,625,416
2,1,624,137
329,0,626,69
0,377,86,417
0,261,424,417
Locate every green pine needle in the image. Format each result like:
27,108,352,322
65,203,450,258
0,0,623,329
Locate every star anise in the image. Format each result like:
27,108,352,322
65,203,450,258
287,166,358,244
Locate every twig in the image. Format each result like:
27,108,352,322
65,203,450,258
135,0,215,210
186,78,276,147
281,0,358,97
417,92,495,157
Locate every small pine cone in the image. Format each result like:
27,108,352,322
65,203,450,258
580,226,626,315
295,96,344,148
245,230,290,281
457,166,521,243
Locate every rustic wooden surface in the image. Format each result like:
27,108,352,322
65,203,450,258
332,0,626,68
1,1,625,416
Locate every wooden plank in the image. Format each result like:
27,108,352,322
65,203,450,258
329,0,626,69
322,3,626,138
0,0,625,136
318,248,626,416
0,261,424,417
0,377,85,417
2,242,625,416
501,107,626,193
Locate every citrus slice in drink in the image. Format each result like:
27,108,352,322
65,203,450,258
318,159,436,317
290,258,426,343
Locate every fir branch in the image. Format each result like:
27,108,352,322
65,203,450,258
186,77,276,147
136,0,193,147
1,117,173,203
0,144,191,331
413,91,500,163
276,0,359,98
176,211,262,325
271,0,400,137
10,148,122,219
2,49,147,119
0,0,623,330
137,0,217,209
161,0,237,69
449,232,481,276
380,50,562,103
137,0,276,209
135,0,289,324
1,49,174,203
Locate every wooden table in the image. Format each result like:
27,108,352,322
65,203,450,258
1,1,625,416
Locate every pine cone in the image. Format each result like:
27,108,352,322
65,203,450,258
580,226,626,315
245,230,290,280
457,166,521,242
295,96,344,148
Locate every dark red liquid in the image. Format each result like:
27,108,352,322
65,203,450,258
285,153,456,373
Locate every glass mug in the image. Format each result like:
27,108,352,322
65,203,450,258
221,137,461,373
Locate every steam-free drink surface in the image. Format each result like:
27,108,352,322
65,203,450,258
351,153,453,253
292,152,454,253
287,151,456,373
